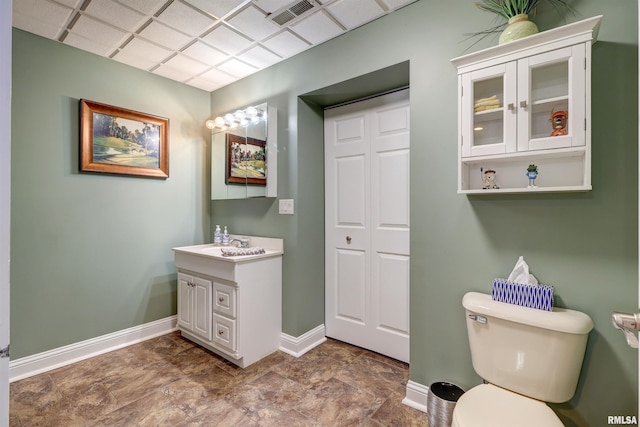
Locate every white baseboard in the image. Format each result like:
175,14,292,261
279,324,326,358
402,380,429,413
9,316,178,382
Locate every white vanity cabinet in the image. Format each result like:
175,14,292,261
452,15,601,194
173,236,283,368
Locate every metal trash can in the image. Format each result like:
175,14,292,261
427,382,465,427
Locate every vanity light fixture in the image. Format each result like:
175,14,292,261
206,105,266,131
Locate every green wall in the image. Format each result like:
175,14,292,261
10,29,211,358
9,0,638,424
208,1,638,425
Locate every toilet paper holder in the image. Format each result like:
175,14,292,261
612,312,640,348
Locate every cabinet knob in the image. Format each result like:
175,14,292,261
346,236,352,244
520,100,528,108
508,103,515,111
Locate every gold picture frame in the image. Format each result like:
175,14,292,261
80,99,169,178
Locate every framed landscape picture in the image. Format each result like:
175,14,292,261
80,100,169,178
226,133,267,186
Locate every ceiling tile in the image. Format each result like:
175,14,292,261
184,77,223,92
71,15,129,47
84,0,147,33
55,0,84,7
112,50,158,70
152,64,192,82
252,0,296,13
114,0,167,15
12,13,63,39
139,20,192,50
380,0,417,10
326,0,384,29
119,36,173,63
217,58,257,78
198,68,237,86
227,5,280,41
237,45,282,68
201,24,253,54
183,0,248,19
64,32,114,56
181,41,228,66
13,0,74,37
155,1,215,37
290,10,344,45
162,53,210,75
262,30,310,57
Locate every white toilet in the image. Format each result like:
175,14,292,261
452,292,594,427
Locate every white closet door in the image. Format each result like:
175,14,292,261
325,89,410,362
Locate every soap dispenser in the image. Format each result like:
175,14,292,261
213,225,222,245
222,226,230,246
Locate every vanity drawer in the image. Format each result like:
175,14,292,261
213,282,236,318
212,313,236,351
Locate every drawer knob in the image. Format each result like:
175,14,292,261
346,236,352,244
219,297,224,302
218,330,224,335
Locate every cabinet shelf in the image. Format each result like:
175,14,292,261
461,146,586,165
460,185,591,195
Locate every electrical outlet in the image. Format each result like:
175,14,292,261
279,199,294,215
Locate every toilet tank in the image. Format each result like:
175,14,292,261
463,292,593,403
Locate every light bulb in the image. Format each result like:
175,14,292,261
214,117,225,127
245,106,258,117
205,119,216,130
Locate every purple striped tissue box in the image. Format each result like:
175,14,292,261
491,278,554,311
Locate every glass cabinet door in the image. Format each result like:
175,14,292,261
461,62,517,157
517,45,586,151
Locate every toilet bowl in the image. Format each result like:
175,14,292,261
452,292,593,427
451,384,563,427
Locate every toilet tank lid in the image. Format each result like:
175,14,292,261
463,292,594,335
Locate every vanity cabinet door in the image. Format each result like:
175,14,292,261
177,273,193,331
177,272,212,341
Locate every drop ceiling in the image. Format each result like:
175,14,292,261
13,0,417,92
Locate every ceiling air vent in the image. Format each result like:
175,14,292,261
266,0,318,27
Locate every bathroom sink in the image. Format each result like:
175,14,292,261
173,235,283,263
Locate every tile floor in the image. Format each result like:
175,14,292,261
9,332,430,426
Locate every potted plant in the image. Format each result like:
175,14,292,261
475,0,574,44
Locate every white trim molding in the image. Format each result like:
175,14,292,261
9,316,177,382
402,380,429,413
279,324,326,357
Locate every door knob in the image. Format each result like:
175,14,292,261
346,236,352,244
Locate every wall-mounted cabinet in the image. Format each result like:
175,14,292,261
452,16,602,194
211,103,277,200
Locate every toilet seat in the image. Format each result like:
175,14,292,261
451,384,564,427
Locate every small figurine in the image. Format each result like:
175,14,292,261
549,109,568,137
526,164,539,188
481,168,499,189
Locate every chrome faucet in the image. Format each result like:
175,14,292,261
229,238,249,248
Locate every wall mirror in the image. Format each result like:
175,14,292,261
210,103,277,200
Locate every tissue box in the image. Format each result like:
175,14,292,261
491,278,554,311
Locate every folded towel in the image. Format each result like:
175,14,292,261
474,95,499,108
474,105,500,112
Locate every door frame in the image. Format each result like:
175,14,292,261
1,0,11,425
